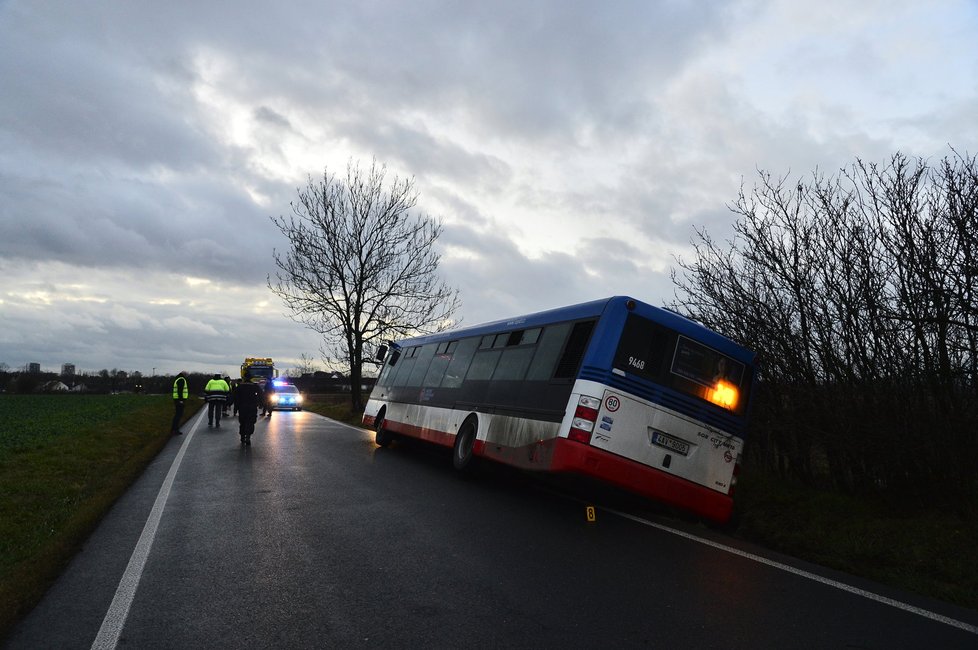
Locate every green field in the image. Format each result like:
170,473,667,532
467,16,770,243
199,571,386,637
0,394,163,457
0,394,202,639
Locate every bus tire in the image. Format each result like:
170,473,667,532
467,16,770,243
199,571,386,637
453,418,477,471
375,410,393,447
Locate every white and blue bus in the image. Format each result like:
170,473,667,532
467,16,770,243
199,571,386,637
362,296,756,523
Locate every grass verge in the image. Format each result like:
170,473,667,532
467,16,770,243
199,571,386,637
0,394,202,640
733,471,978,610
301,394,364,427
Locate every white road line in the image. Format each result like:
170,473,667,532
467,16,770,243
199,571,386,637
90,409,205,650
604,507,978,635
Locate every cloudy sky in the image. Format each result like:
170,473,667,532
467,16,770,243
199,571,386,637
1,1,976,377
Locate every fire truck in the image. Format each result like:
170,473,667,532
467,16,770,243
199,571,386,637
241,357,277,386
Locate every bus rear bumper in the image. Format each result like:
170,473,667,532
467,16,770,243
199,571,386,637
549,438,734,524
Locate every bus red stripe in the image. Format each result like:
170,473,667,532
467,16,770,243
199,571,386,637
382,418,487,454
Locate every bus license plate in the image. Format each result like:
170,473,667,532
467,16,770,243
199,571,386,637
651,431,690,456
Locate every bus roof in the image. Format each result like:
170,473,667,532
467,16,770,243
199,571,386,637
392,296,754,365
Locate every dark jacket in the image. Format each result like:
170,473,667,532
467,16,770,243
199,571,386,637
236,380,263,419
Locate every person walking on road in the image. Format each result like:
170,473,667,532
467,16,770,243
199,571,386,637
222,375,233,416
171,371,189,436
205,373,230,428
261,379,276,417
229,379,239,417
236,371,263,446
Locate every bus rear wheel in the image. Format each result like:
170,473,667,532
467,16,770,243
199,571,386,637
375,411,393,447
453,419,477,471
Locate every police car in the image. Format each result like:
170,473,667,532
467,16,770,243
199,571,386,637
269,382,303,411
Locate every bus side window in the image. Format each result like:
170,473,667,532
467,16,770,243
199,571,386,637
423,341,456,387
465,349,501,381
492,347,535,381
553,320,596,379
525,323,572,380
441,337,479,388
376,362,393,387
491,327,542,380
391,347,420,386
521,328,541,345
406,344,438,387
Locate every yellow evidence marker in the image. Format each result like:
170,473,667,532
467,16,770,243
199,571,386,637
586,506,596,522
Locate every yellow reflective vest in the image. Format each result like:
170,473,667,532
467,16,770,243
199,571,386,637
204,378,230,402
172,376,189,400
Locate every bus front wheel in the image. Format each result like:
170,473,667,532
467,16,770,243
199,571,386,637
375,411,393,447
453,419,477,471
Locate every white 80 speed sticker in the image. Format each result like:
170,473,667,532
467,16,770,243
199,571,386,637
605,395,621,412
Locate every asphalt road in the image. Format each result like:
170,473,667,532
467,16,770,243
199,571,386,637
5,408,978,649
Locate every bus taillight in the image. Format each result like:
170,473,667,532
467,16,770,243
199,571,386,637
569,395,600,443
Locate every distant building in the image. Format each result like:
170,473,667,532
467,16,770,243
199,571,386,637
62,363,76,376
28,363,40,374
40,380,69,392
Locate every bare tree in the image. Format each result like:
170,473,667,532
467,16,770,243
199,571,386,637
269,159,461,410
287,353,319,379
671,151,978,498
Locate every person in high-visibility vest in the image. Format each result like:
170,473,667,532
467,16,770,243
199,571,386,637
171,371,189,435
204,373,231,428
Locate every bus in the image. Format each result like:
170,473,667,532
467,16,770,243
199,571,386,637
362,296,756,523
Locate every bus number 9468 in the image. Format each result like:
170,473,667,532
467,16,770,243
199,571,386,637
628,356,646,370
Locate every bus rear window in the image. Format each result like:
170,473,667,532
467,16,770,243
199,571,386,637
613,315,671,379
671,336,744,388
614,314,747,412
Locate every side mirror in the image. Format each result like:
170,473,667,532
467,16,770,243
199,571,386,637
376,345,388,362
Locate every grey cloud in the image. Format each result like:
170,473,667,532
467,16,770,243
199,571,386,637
439,221,583,320
0,263,323,375
0,165,285,284
357,2,728,142
254,106,293,130
438,221,674,328
143,1,733,150
342,119,513,189
0,26,216,173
